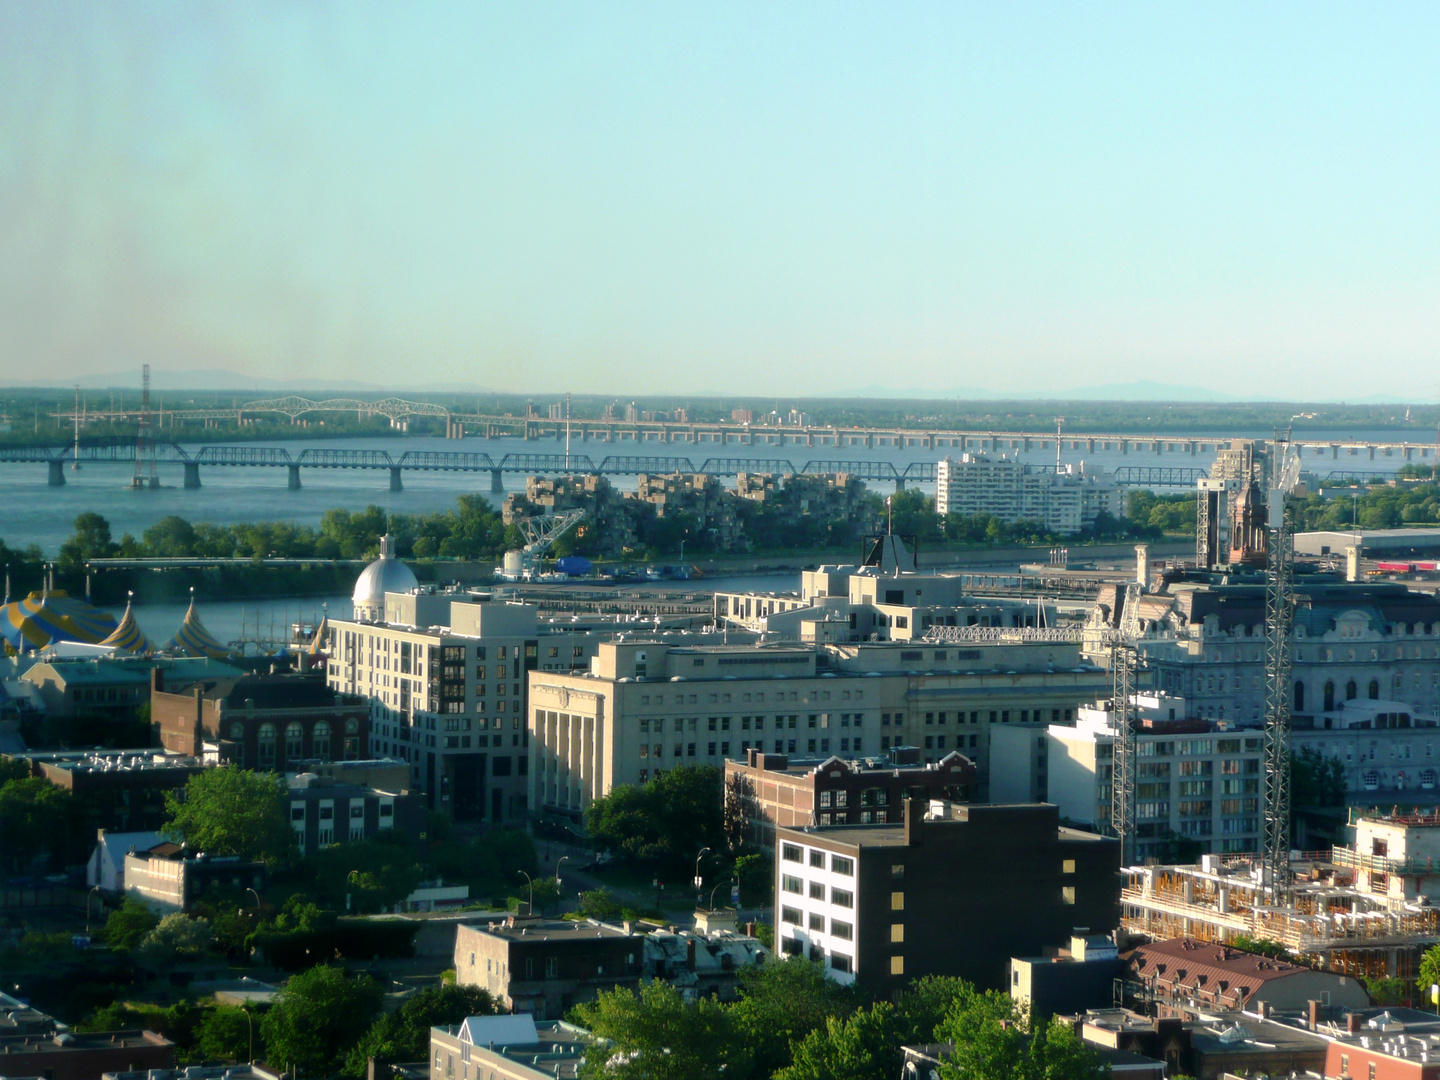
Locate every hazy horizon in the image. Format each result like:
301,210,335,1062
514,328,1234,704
3,4,1438,399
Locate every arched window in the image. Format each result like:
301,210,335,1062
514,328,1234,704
285,721,304,761
229,722,245,740
312,721,331,760
257,723,277,767
1346,680,1358,701
1293,681,1305,712
1369,679,1380,700
1323,681,1335,712
345,718,360,760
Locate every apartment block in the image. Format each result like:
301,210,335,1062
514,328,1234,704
935,453,1121,534
994,693,1267,858
773,799,1120,996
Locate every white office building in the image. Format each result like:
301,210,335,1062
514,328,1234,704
935,453,1121,534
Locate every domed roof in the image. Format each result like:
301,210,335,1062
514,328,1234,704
352,535,418,607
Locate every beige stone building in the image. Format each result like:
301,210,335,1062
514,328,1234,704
527,638,1110,814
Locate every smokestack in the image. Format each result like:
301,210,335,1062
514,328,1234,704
1346,546,1360,583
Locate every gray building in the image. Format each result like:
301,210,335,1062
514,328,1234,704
284,771,425,854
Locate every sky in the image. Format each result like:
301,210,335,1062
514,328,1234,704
1,3,1438,400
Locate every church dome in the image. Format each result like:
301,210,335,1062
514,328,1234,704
352,535,418,619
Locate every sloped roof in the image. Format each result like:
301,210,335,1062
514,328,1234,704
1124,938,1310,1006
459,1013,539,1047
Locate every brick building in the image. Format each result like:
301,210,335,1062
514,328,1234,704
152,668,368,769
0,1029,174,1078
725,745,976,848
11,748,203,833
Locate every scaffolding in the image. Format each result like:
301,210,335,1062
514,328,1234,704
1121,850,1440,981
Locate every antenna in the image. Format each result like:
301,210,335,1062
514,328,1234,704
1055,417,1064,472
565,392,572,470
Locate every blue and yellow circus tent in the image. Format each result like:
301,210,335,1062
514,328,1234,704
98,596,155,656
0,590,119,651
165,596,230,659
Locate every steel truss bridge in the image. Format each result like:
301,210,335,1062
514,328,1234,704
5,438,1208,491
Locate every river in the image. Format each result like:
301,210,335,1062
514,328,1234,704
2,428,1424,559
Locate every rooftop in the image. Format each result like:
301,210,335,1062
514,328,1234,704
464,917,637,943
0,1028,174,1054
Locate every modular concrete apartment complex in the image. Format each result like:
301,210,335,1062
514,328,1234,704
527,638,1108,815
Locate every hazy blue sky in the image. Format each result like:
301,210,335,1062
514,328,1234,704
2,3,1437,398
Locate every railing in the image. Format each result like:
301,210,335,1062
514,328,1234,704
1330,847,1440,877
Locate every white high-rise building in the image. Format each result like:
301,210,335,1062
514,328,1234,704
935,453,1120,534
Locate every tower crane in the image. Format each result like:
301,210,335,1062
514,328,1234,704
1260,429,1302,897
1109,577,1145,867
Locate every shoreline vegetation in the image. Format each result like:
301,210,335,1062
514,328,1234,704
2,471,1433,606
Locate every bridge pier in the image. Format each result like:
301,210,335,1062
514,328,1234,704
287,464,302,490
183,462,202,489
490,469,504,493
895,477,906,492
48,460,65,486
389,467,403,492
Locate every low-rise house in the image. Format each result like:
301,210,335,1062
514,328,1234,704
1009,931,1124,1019
1076,1007,1330,1080
285,771,425,855
430,1015,592,1080
87,829,168,893
123,841,265,912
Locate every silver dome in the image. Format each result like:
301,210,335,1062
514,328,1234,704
352,535,418,608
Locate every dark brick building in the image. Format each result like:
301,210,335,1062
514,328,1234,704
0,1029,174,1079
774,799,1120,997
725,746,976,848
152,669,368,770
7,749,203,834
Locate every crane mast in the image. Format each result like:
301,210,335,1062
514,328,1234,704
1261,429,1300,898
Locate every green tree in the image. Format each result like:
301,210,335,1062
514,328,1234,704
344,984,498,1077
142,515,200,557
728,959,865,1079
164,766,293,865
574,981,750,1080
198,1005,262,1063
934,989,1105,1080
0,776,85,871
776,1002,899,1080
583,765,725,875
1291,747,1347,810
260,965,383,1077
137,912,214,962
58,511,117,572
101,897,160,951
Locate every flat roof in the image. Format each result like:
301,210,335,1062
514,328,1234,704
463,918,636,942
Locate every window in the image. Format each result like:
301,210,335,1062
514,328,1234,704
891,864,904,881
782,843,802,863
831,919,853,941
891,892,904,911
285,721,304,760
891,923,904,943
830,953,853,974
808,912,825,931
809,881,825,900
782,875,803,894
1062,885,1076,905
257,723,277,767
831,855,854,876
891,956,905,976
809,849,826,869
831,888,854,908
781,906,802,925
311,721,331,759
1062,859,1076,874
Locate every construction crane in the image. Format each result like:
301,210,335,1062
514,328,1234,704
1260,428,1302,898
495,509,586,582
1109,578,1145,866
132,363,159,489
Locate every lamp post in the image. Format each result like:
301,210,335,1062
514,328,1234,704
346,870,361,913
519,871,535,916
708,879,732,912
555,856,570,896
694,847,712,907
86,886,101,934
242,1006,254,1063
244,887,262,914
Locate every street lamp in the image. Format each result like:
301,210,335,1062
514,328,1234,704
519,871,535,916
555,856,570,895
242,1006,254,1063
708,879,733,912
694,847,713,907
86,886,102,934
244,887,262,913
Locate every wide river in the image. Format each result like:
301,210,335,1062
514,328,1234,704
0,427,1421,644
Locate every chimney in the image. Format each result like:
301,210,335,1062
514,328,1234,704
1135,544,1150,588
1308,1000,1321,1031
1348,1012,1363,1035
1259,1000,1272,1020
904,795,923,846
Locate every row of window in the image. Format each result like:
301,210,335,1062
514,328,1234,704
638,688,867,706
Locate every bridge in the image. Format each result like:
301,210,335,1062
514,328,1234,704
4,438,1404,494
45,401,1440,466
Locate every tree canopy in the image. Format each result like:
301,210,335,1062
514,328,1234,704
165,766,293,865
343,984,498,1078
574,980,751,1080
260,965,383,1077
583,765,726,874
